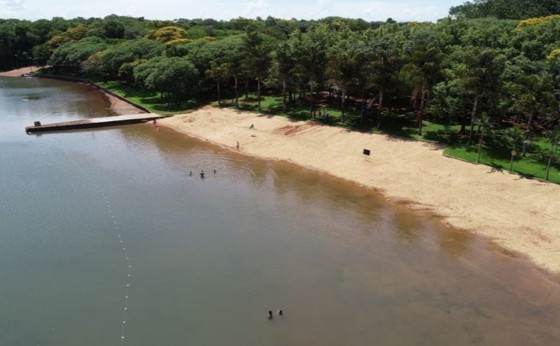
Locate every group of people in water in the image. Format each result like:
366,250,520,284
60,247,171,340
268,309,283,320
188,169,216,178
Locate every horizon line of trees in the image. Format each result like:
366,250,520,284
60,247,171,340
1,2,560,177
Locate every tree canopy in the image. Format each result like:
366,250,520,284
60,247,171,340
1,11,560,180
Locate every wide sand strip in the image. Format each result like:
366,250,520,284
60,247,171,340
162,106,560,273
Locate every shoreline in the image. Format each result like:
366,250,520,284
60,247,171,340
0,66,40,77
105,90,145,115
160,106,560,273
0,67,145,116
5,67,559,273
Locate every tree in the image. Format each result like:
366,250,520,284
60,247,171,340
327,32,366,121
103,20,125,39
100,38,165,79
47,24,89,50
290,25,330,116
454,47,505,143
504,125,524,172
205,61,231,106
215,36,244,108
505,56,557,150
145,26,187,44
134,56,200,104
366,36,401,128
241,30,271,112
545,124,560,181
450,0,559,20
48,36,108,73
273,41,296,112
476,112,493,163
402,30,445,136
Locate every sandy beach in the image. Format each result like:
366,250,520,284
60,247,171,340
0,66,40,77
4,66,559,273
161,106,560,273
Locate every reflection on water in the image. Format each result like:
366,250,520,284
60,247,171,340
1,77,560,346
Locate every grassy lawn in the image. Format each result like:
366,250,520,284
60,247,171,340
444,142,560,184
96,81,200,116
221,93,365,127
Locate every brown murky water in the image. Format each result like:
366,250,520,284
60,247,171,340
1,77,559,345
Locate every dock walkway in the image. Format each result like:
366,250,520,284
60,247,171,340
25,113,163,133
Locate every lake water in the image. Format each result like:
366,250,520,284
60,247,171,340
1,77,560,346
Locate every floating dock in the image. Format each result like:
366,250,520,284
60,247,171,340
25,113,163,133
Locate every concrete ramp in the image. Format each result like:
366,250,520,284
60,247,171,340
25,113,163,133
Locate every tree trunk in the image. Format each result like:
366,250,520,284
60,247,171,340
468,94,479,144
234,76,239,108
546,154,553,181
547,141,560,180
257,78,261,112
526,113,534,139
522,139,528,157
360,88,367,125
282,78,287,112
477,130,484,164
217,81,221,106
377,89,384,129
509,152,515,172
244,80,249,100
309,81,314,117
417,86,427,136
340,90,346,121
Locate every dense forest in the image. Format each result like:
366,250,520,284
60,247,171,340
1,0,559,181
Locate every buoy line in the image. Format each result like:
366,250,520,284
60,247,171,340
74,160,133,345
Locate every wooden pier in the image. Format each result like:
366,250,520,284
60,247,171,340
25,113,163,133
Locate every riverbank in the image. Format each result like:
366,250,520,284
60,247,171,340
161,106,560,273
0,67,144,115
4,66,559,273
0,66,39,77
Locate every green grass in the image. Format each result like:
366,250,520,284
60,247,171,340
444,144,560,184
224,93,362,126
96,81,199,116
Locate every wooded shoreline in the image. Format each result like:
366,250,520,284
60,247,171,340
4,67,560,274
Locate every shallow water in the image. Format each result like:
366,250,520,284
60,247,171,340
1,77,559,346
